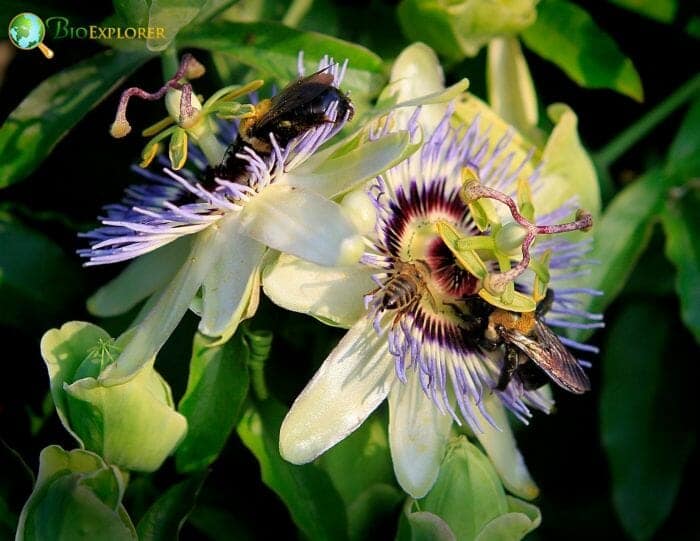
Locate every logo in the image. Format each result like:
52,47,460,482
7,13,167,58
45,17,166,41
8,12,54,59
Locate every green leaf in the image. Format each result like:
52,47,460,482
687,16,700,39
346,484,403,541
191,0,242,25
136,473,207,540
175,332,250,472
608,0,677,23
421,437,508,541
317,410,402,540
187,505,254,541
660,189,700,342
666,97,700,178
113,0,149,27
570,170,668,342
179,20,385,98
0,218,82,328
601,302,696,541
318,411,394,504
16,446,137,540
146,0,207,51
0,49,151,188
237,399,349,541
621,229,676,297
521,0,643,101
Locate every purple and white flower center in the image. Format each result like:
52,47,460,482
371,177,482,321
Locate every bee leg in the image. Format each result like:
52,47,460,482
478,337,499,352
423,288,438,312
518,362,550,390
496,345,519,391
535,288,555,317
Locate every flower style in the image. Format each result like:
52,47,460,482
263,44,603,498
81,56,407,384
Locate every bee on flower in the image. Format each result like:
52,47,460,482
263,43,603,498
79,53,413,383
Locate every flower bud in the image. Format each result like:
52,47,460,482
41,322,187,472
341,189,377,235
16,446,136,539
398,0,537,60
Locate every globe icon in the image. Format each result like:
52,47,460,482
8,12,54,58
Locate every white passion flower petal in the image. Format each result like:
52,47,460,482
262,253,375,328
388,374,453,498
99,214,238,384
87,236,193,318
199,229,266,343
239,184,364,267
486,36,542,145
385,42,448,134
279,316,393,464
283,130,419,199
472,395,539,500
340,189,378,236
536,103,601,219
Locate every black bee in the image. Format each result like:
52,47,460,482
460,290,591,394
210,69,354,183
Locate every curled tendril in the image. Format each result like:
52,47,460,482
243,327,274,400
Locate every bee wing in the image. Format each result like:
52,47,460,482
500,321,591,394
258,71,336,125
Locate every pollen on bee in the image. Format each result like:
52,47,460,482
490,309,536,334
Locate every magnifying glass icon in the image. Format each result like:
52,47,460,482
8,12,55,59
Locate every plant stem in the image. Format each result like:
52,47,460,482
282,0,314,27
194,130,227,166
595,73,700,169
161,46,179,82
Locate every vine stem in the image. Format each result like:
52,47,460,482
595,73,700,170
282,0,314,27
